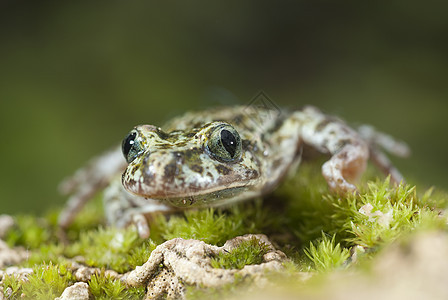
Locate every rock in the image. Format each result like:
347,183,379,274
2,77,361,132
55,282,91,300
0,266,33,281
73,266,101,282
123,234,287,299
68,262,121,282
0,240,27,269
0,215,14,239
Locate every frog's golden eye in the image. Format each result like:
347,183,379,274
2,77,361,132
206,124,242,162
122,130,144,163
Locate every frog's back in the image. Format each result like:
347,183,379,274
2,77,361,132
163,106,287,139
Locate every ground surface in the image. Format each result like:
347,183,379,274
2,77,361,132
1,162,447,299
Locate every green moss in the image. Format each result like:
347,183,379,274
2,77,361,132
61,194,106,241
278,162,448,251
341,180,416,247
89,273,145,300
304,233,350,272
275,162,347,245
23,243,67,267
210,237,270,269
127,239,158,269
3,263,76,300
2,274,22,299
336,179,447,248
155,203,268,246
5,215,53,249
65,227,155,273
4,195,105,251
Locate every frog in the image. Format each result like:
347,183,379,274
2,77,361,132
59,105,409,238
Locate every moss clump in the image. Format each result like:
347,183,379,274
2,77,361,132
304,233,350,272
2,274,22,299
23,243,67,267
89,273,145,300
2,263,76,300
65,227,156,273
60,194,107,241
126,239,158,269
155,204,269,246
5,215,53,249
211,237,270,269
278,163,448,252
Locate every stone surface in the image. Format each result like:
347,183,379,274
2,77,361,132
56,282,91,300
122,234,287,299
0,266,33,281
0,215,14,239
0,240,27,269
68,262,121,282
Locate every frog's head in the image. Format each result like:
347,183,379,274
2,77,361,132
121,122,261,207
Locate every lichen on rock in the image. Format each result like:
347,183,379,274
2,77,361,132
123,234,286,299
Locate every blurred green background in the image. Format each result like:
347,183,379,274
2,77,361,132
0,0,447,214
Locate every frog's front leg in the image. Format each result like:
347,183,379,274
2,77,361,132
104,177,174,238
296,106,370,193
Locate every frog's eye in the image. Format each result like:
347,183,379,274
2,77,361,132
206,124,242,162
122,130,144,163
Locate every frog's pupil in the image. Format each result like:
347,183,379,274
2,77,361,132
220,129,237,157
123,132,137,159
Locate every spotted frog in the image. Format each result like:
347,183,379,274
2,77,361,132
59,106,409,238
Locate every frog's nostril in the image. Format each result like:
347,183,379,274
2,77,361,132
172,151,184,163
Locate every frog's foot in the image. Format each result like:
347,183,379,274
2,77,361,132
322,140,369,193
358,125,410,185
297,107,409,193
297,106,370,193
103,179,174,239
58,146,127,230
122,234,287,299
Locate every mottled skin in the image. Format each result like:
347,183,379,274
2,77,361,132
59,106,409,238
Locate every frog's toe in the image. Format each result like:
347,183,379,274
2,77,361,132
322,143,368,193
132,214,151,239
322,161,357,194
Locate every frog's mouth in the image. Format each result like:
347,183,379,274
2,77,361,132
161,185,257,208
123,171,260,206
122,159,260,205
